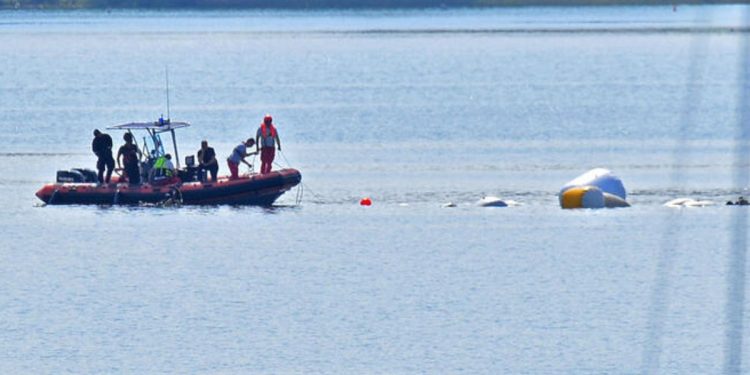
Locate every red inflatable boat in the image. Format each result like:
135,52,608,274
36,169,301,206
36,118,302,206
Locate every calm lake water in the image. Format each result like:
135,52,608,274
1,5,749,373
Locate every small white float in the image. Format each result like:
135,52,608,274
664,198,715,207
559,168,630,209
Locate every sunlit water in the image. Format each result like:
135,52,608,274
1,6,749,373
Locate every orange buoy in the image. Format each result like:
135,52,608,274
360,197,372,206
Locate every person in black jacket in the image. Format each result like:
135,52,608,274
92,129,115,184
197,140,219,182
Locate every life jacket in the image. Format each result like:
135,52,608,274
153,156,173,177
260,123,276,148
154,156,166,169
260,123,277,144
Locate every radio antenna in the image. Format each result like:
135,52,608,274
165,66,171,121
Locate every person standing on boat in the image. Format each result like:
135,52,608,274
197,140,219,182
256,114,281,174
91,129,115,184
227,138,257,180
117,132,142,185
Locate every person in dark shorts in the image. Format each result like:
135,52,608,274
91,129,115,184
117,133,142,185
197,140,219,182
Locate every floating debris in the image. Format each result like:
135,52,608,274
664,198,715,207
477,196,508,207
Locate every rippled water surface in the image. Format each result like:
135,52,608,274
1,6,749,373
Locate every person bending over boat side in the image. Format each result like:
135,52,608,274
197,140,219,182
227,138,257,180
256,114,281,174
92,129,115,184
117,133,142,185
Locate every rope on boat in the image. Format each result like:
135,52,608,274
246,152,256,174
48,189,59,205
158,185,183,207
277,149,324,206
295,182,304,206
113,188,120,205
172,185,183,204
279,149,294,169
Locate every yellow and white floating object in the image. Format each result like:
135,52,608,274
559,168,629,209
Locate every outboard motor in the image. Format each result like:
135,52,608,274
56,169,85,183
56,168,98,183
73,169,98,182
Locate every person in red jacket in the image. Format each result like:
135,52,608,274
255,114,282,174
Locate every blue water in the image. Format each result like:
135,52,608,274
1,6,749,373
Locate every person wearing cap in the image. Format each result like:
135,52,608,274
256,114,282,174
227,138,257,180
91,129,115,184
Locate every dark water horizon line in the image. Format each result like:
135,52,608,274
332,25,750,34
1,25,748,35
0,0,748,11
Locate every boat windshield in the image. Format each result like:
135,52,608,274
141,132,166,160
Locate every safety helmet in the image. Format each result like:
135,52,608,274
263,114,273,124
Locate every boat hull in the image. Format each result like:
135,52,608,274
36,168,301,206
